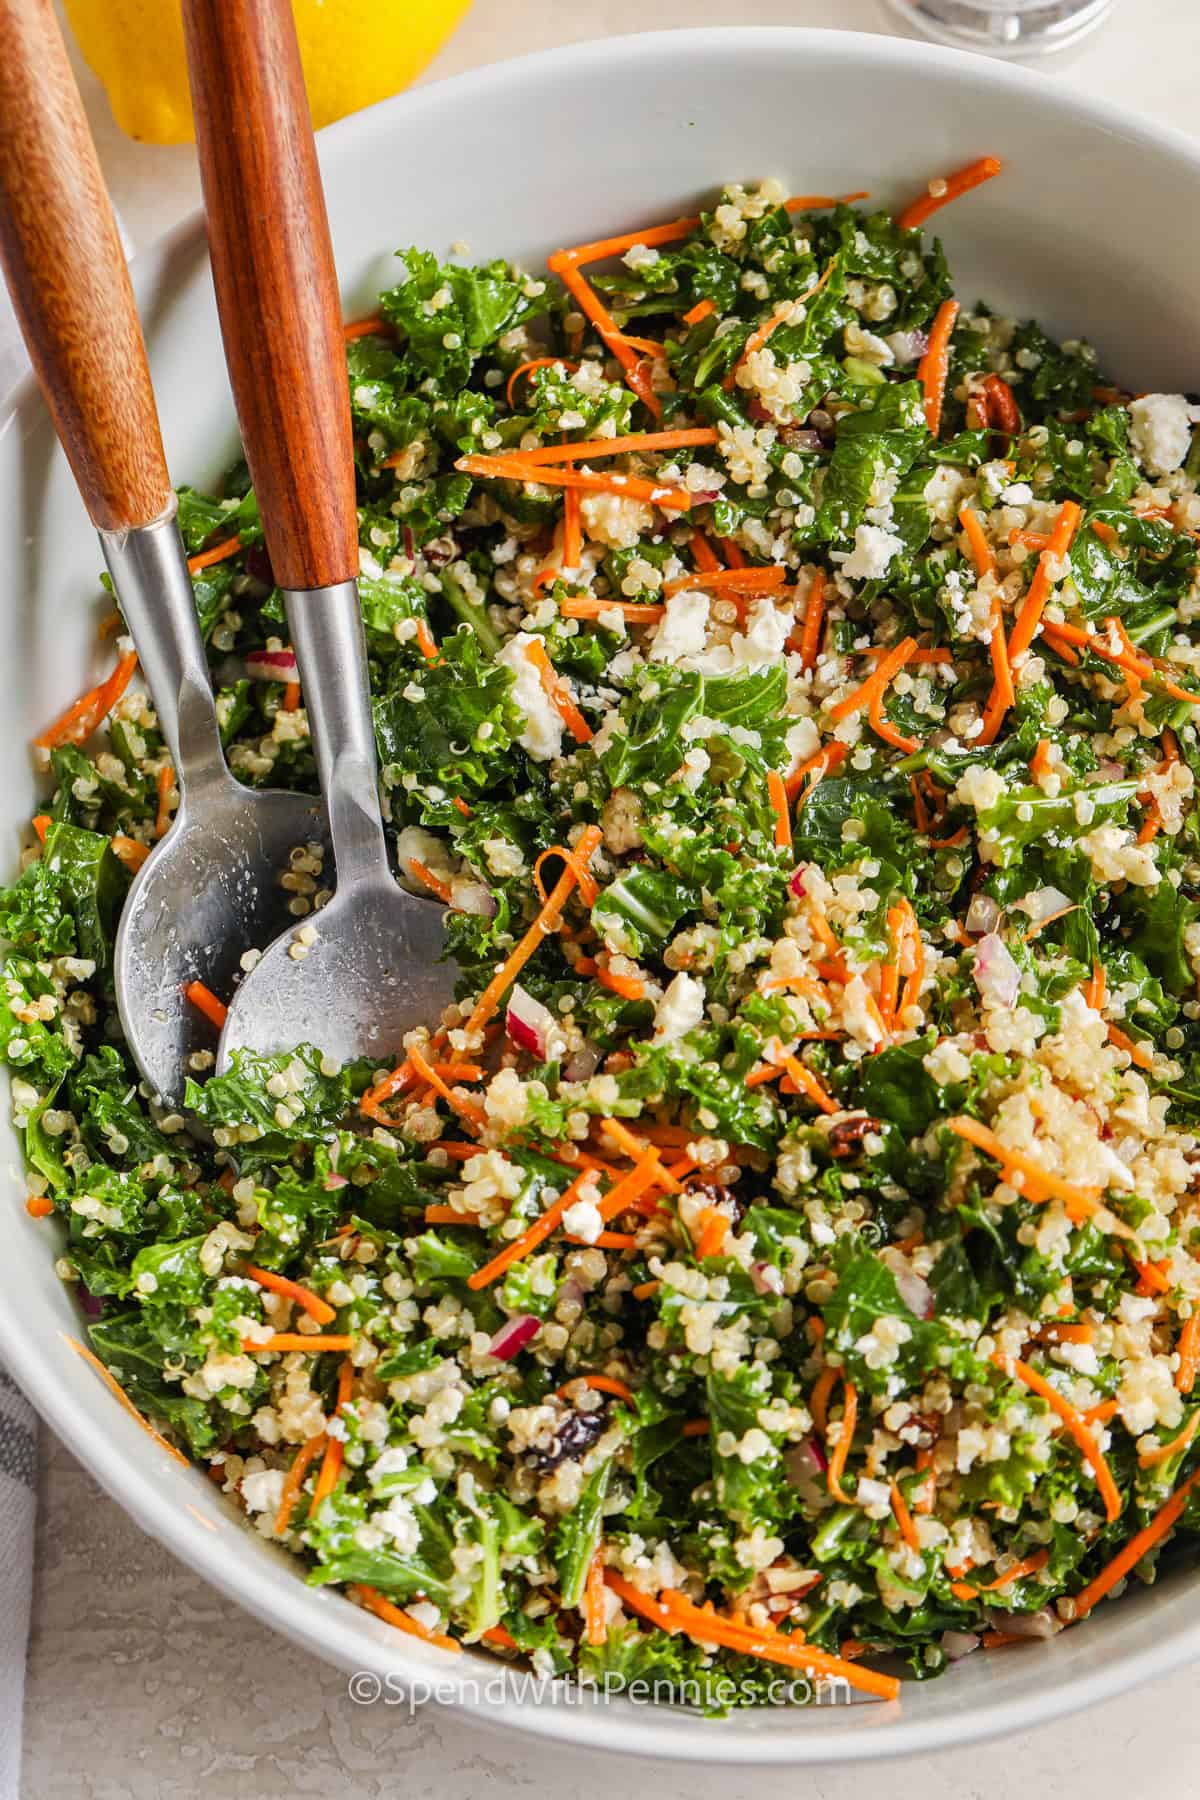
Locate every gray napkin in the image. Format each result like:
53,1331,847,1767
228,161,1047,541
0,1372,35,1800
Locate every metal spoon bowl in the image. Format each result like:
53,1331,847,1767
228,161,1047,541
215,584,456,1072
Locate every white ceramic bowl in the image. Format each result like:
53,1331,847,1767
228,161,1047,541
4,25,1200,1764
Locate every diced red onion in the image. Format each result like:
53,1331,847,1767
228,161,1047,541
488,1313,540,1360
245,647,298,682
790,865,810,899
402,527,416,562
984,1606,1059,1640
564,1042,601,1083
785,1436,828,1487
886,328,929,366
506,983,556,1059
973,932,1021,1009
880,1248,933,1320
78,1288,105,1319
964,893,1000,936
450,879,497,918
424,535,457,568
1097,758,1124,780
323,1173,349,1191
750,1260,784,1296
1020,886,1071,927
942,1630,980,1661
781,429,824,453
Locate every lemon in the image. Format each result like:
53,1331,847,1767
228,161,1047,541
64,0,472,146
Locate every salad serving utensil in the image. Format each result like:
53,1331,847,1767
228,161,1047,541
180,0,456,1074
0,0,328,1107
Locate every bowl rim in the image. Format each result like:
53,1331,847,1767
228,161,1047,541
8,21,1200,1764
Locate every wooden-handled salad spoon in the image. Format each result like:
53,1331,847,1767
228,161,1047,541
180,0,456,1074
0,0,328,1106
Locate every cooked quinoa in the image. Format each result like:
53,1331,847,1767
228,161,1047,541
10,159,1200,1707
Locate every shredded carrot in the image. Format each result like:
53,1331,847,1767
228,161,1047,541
482,1624,519,1651
958,504,995,579
766,768,793,850
1133,1257,1172,1297
917,299,960,437
519,638,591,744
467,1168,596,1290
547,251,663,419
562,485,583,571
890,1482,921,1552
457,453,691,510
786,741,847,806
991,1353,1121,1522
464,825,603,1044
632,1279,661,1301
408,1043,486,1131
246,1264,336,1326
1030,739,1054,784
978,589,1015,746
274,1432,327,1535
352,1583,460,1653
408,858,453,904
312,1358,354,1508
558,597,665,625
25,1194,54,1218
1072,1467,1200,1619
868,676,918,753
533,842,601,908
154,765,176,839
110,834,151,871
183,979,228,1031
1107,1024,1154,1071
1007,501,1083,663
65,1336,189,1466
1139,1412,1200,1469
681,1418,711,1438
559,1373,637,1407
604,1573,900,1703
585,1548,608,1645
593,965,645,1001
1083,959,1107,1012
829,635,917,726
948,1115,1102,1214
31,814,50,844
424,1205,476,1226
505,355,581,408
683,297,716,326
343,314,389,341
723,261,835,392
241,1333,354,1354
34,648,138,750
1010,528,1051,551
1177,1313,1200,1394
826,1378,859,1504
897,155,1003,233
663,564,788,599
486,427,719,468
781,1055,838,1116
693,1208,730,1260
187,535,242,575
796,568,827,672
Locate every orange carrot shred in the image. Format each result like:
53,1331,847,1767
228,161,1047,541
1007,501,1083,663
797,568,827,671
1072,1467,1200,1618
408,858,453,904
468,1168,596,1291
524,637,593,743
34,648,138,750
463,825,602,1043
457,454,691,511
245,1264,336,1326
991,1353,1121,1522
1177,1313,1200,1394
184,979,228,1031
767,768,792,849
826,1378,859,1504
274,1432,326,1535
352,1583,460,1654
506,355,580,408
917,299,960,437
897,155,1003,233
25,1194,54,1218
66,1336,189,1466
723,261,835,392
240,1333,355,1354
187,535,242,575
683,297,716,326
890,1482,921,1552
154,765,176,839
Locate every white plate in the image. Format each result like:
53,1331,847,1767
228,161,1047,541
3,25,1200,1765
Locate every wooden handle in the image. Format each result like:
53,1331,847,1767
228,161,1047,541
181,0,359,592
0,0,171,532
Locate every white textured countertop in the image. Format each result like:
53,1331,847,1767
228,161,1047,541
26,0,1200,1792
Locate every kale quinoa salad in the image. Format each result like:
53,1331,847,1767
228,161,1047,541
8,152,1200,1709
